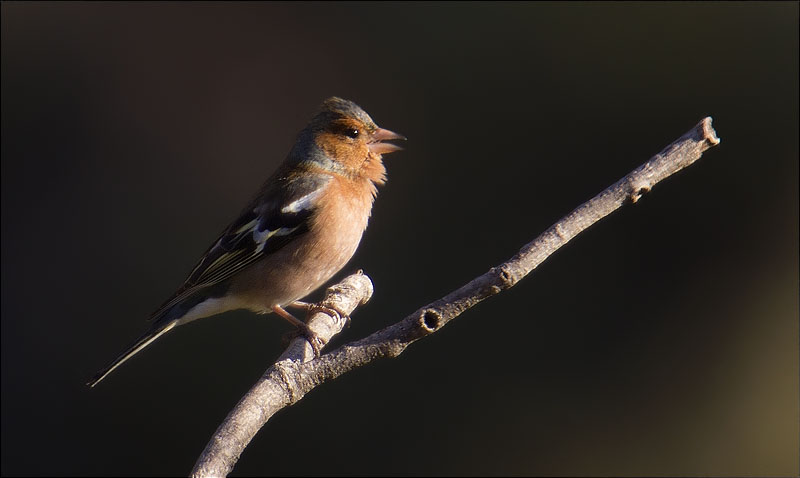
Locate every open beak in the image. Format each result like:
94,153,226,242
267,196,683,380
368,128,406,155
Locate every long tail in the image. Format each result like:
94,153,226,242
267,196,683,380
86,320,178,388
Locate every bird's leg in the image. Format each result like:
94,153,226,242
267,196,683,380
271,304,307,328
272,304,323,357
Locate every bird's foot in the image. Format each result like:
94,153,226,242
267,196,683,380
273,304,324,357
302,302,351,328
280,324,324,358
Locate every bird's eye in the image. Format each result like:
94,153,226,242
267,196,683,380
344,128,359,138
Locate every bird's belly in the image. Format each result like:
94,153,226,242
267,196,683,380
229,219,366,313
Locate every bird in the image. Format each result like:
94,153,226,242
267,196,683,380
87,97,404,387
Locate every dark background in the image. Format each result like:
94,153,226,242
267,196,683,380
2,2,797,476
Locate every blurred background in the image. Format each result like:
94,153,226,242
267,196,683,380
2,2,797,476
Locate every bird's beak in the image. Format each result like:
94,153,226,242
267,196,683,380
368,128,406,155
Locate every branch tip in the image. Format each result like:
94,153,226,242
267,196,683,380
700,117,720,146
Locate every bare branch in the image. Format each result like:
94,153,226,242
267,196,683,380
191,272,374,478
192,117,721,477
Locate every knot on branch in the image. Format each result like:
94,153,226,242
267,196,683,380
629,185,651,203
418,309,443,333
273,361,304,404
403,308,444,340
626,177,652,204
491,264,518,291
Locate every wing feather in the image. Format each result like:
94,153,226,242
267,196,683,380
148,172,331,321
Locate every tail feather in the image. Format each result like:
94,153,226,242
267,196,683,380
86,320,178,388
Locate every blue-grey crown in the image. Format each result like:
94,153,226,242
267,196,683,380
320,97,375,127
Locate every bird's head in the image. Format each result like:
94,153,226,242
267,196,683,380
294,97,405,185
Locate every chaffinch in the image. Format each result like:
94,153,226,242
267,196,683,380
88,97,404,387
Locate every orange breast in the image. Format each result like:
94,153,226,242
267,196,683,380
228,174,377,312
